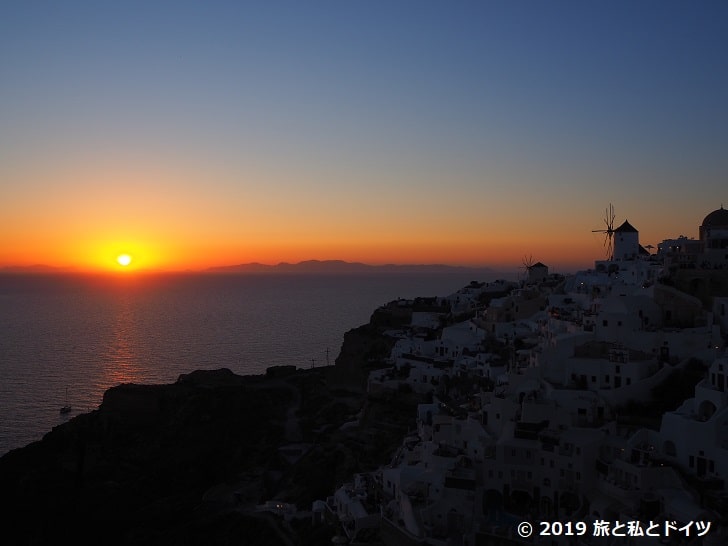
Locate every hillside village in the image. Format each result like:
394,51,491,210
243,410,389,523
317,207,728,545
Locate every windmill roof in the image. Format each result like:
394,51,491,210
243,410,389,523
532,262,548,268
615,220,638,233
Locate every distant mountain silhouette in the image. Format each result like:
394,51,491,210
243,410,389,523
0,264,76,273
0,260,501,276
207,259,495,274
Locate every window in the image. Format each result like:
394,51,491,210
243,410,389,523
602,320,608,326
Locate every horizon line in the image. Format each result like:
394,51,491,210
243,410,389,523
0,259,519,274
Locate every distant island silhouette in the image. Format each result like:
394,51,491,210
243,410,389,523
0,264,77,273
0,260,503,276
206,259,497,274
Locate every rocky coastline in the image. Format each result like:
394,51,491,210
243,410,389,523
0,314,412,546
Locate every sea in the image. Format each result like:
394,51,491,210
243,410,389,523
0,270,502,456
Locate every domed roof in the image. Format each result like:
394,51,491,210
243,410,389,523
702,206,728,227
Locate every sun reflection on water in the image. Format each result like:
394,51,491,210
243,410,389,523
104,295,142,386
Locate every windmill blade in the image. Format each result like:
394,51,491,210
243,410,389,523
592,203,617,259
606,203,615,232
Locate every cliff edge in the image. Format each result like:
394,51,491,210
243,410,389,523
0,313,416,546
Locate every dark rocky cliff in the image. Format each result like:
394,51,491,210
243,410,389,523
0,315,415,546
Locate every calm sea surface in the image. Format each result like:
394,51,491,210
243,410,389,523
0,271,495,455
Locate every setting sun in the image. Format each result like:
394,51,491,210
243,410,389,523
116,254,132,267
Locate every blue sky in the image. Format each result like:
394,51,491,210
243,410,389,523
2,1,727,271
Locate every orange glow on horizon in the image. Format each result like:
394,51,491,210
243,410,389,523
0,233,603,274
1,190,679,275
0,159,615,274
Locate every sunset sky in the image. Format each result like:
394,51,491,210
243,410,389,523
2,1,727,273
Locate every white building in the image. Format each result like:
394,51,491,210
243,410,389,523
613,219,640,261
658,355,728,484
